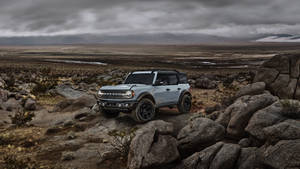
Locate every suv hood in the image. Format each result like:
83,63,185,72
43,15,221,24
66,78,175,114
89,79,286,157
100,84,148,91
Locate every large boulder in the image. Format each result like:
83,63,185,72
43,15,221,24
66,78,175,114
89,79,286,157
174,142,241,169
235,147,260,169
177,118,225,156
254,54,300,99
216,92,277,138
262,139,300,169
127,120,179,169
234,82,266,98
246,100,300,141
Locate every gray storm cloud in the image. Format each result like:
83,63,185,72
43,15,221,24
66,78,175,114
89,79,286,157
0,0,299,37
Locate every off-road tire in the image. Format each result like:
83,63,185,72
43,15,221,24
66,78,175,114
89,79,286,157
177,94,192,114
132,98,155,123
101,109,120,118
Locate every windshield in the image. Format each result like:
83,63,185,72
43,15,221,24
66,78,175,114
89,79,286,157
124,73,154,85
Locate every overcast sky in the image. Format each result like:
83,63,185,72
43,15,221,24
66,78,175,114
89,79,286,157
0,0,299,38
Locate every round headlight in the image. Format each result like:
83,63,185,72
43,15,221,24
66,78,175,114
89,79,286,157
98,90,104,97
124,90,134,98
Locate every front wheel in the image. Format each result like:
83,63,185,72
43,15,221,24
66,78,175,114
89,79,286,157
132,98,155,123
177,94,192,114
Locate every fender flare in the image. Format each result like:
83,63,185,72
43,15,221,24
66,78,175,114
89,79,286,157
178,90,192,104
137,92,156,104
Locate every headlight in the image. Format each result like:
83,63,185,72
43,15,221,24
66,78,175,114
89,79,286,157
98,90,104,98
123,90,134,98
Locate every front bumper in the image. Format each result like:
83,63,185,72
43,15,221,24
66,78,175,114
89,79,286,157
97,100,138,113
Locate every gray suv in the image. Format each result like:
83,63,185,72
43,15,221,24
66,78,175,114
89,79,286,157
97,70,192,122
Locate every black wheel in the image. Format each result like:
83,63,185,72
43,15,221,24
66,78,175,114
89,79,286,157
133,98,155,123
101,109,120,118
177,94,192,114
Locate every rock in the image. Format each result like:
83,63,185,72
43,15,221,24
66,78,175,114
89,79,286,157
174,142,224,169
236,147,260,169
0,89,8,102
177,118,225,156
263,119,300,141
174,142,240,169
246,100,300,141
238,138,251,147
216,92,277,138
209,143,241,169
263,54,290,73
254,54,300,99
142,135,179,168
127,120,179,169
53,95,96,112
4,98,22,111
24,98,36,111
235,82,266,98
269,74,290,97
61,151,75,161
205,104,221,114
55,84,87,99
277,78,298,99
195,77,217,89
262,139,300,169
254,68,279,84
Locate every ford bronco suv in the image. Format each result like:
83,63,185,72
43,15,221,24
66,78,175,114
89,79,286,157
97,70,191,122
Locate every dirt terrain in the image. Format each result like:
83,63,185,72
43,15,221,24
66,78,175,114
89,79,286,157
0,43,300,169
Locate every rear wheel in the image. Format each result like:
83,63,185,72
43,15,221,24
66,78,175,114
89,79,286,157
177,94,192,113
101,109,120,118
132,98,155,123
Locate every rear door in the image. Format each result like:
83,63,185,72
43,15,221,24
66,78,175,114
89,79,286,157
153,73,180,106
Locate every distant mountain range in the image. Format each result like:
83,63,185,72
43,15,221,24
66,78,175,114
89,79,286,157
0,33,299,45
0,33,245,45
256,34,300,42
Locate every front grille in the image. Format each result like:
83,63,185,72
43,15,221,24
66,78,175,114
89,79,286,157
100,90,129,99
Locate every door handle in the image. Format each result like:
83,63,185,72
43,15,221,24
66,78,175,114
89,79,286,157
178,88,181,90
166,88,170,91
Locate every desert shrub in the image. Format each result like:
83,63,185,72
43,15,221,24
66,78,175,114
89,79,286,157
108,128,136,158
9,110,35,127
280,100,300,119
32,78,57,95
2,154,38,169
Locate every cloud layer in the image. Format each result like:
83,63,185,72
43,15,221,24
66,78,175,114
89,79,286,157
0,0,299,38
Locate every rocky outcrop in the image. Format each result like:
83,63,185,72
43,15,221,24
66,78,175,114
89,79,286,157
254,54,300,99
216,92,278,138
246,100,300,141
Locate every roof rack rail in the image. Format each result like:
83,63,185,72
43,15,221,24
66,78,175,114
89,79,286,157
132,69,180,73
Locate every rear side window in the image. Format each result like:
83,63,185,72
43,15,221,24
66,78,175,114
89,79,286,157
156,73,178,85
178,73,187,84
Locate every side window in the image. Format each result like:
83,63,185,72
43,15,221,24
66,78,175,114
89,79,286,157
168,74,178,85
155,73,178,85
156,74,169,85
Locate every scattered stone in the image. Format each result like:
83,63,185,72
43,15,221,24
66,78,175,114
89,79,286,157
195,77,218,89
61,151,75,161
24,98,36,111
